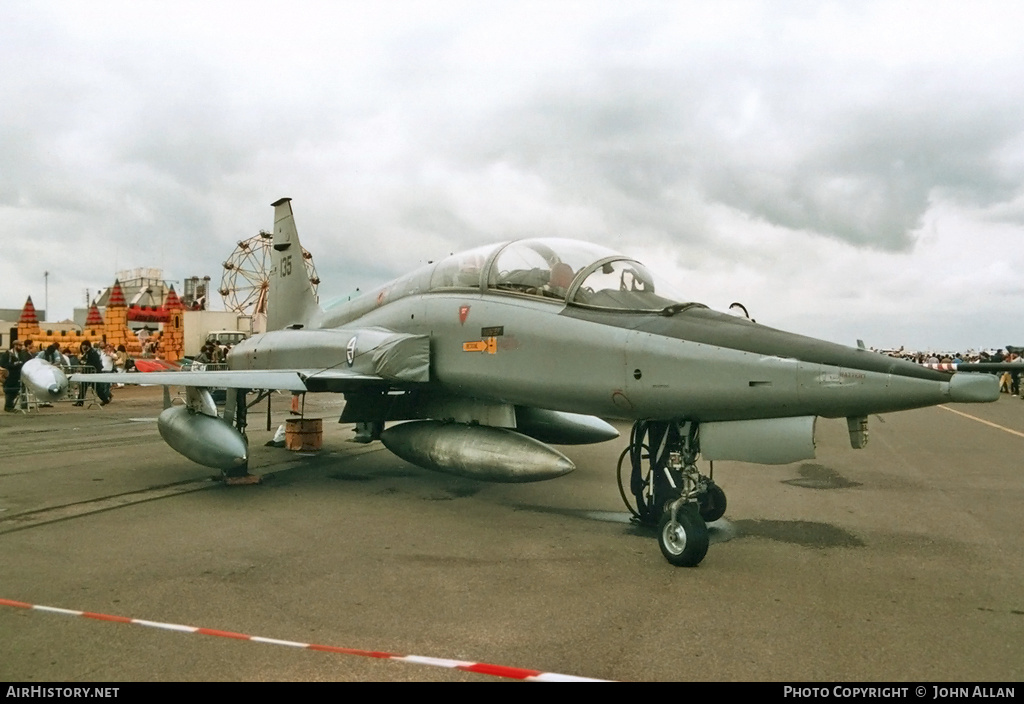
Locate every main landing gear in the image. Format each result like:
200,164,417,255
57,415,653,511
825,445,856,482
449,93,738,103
616,420,726,567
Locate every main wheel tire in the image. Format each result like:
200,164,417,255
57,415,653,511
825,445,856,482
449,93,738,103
699,482,727,523
657,505,709,567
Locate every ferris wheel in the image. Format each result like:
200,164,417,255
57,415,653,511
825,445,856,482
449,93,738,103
219,230,320,315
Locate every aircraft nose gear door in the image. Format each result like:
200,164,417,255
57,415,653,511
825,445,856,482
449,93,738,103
616,420,726,567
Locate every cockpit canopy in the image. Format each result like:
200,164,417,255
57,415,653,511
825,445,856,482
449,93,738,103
429,237,691,311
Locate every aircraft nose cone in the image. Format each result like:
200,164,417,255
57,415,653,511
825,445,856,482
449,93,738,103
48,385,61,396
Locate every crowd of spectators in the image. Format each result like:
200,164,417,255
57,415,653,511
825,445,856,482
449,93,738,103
1,338,132,408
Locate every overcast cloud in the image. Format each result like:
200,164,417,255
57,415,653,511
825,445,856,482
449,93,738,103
2,1,1023,351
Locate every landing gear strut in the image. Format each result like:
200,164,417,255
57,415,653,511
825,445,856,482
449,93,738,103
616,420,726,567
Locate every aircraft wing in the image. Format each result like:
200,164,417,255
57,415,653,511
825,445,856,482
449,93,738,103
69,328,432,393
69,368,391,392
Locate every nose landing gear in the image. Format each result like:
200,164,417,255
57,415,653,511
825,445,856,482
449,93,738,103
616,420,726,567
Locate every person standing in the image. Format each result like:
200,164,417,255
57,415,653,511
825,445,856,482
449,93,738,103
2,340,30,412
75,341,111,406
110,343,130,385
1010,353,1023,397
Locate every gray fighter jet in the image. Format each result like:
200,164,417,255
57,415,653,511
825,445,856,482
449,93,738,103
75,198,1000,567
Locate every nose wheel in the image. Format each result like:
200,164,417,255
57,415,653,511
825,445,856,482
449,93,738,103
616,420,725,567
658,502,709,567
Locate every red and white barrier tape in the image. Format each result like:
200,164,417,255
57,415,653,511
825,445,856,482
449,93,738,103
0,597,606,682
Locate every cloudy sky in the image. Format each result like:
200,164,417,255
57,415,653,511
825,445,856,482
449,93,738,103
3,1,1023,351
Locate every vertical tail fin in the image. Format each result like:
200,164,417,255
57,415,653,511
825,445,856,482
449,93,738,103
268,198,321,331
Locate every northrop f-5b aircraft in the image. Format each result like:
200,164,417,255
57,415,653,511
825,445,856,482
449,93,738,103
75,198,1000,566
